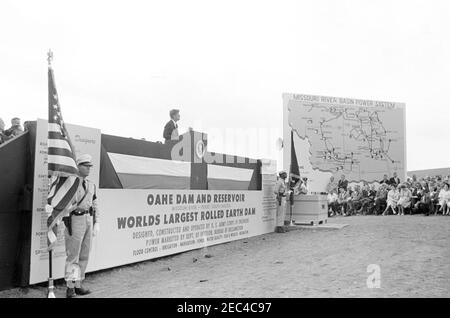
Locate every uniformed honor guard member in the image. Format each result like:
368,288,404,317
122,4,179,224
274,170,289,233
63,154,100,298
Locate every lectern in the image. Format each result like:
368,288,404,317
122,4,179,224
287,194,328,225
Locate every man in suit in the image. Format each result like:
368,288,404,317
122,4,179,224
338,174,348,191
380,174,389,184
389,172,401,187
163,109,180,143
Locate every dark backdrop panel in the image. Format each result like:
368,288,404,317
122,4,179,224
0,131,32,290
99,144,123,189
101,134,173,160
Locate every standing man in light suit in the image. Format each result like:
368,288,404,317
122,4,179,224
163,109,180,143
63,154,100,298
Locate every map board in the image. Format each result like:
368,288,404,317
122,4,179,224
283,93,406,192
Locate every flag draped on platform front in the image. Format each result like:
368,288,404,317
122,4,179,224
46,64,80,250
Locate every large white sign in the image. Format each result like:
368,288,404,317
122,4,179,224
29,120,277,284
88,190,274,272
283,93,406,192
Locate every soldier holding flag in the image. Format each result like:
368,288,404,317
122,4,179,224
62,154,100,298
45,51,99,298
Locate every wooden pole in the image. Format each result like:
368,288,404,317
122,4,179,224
47,249,56,298
47,50,56,298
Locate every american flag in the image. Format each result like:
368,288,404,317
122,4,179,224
48,66,78,176
289,130,300,181
46,63,81,249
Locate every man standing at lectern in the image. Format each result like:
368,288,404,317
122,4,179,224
163,109,180,143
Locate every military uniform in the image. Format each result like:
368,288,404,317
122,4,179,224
64,154,99,297
274,172,288,232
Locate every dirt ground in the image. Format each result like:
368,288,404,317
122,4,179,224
1,215,449,298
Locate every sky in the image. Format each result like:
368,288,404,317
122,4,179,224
0,0,449,171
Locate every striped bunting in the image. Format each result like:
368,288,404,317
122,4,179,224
207,164,253,190
108,152,191,189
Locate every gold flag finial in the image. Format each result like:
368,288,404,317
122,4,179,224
47,49,53,66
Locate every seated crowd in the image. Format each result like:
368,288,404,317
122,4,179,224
326,173,450,217
0,117,25,145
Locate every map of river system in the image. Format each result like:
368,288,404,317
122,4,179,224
287,95,406,183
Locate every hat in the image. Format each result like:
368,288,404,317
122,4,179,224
76,154,93,166
278,170,287,175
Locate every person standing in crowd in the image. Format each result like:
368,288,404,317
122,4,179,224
374,184,388,215
288,174,301,207
326,176,338,194
383,184,399,215
274,170,289,233
389,172,401,187
380,174,390,185
338,174,348,191
397,184,412,215
4,117,24,137
438,182,450,215
63,154,100,298
163,109,181,143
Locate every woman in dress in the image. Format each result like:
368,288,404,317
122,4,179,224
397,184,412,215
383,185,399,215
438,182,450,215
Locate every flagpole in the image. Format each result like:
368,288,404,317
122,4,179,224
47,50,56,298
48,249,56,298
